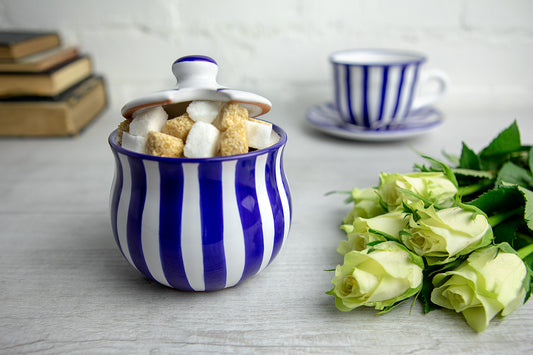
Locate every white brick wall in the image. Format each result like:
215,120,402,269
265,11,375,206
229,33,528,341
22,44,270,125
1,0,532,113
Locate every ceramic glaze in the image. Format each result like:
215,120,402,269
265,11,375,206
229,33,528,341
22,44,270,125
306,102,443,141
109,125,291,291
330,49,426,65
121,55,272,119
330,49,448,129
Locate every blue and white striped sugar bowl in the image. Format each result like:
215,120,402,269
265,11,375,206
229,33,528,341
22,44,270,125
108,56,292,291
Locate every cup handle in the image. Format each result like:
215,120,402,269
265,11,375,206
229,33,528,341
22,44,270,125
411,69,449,111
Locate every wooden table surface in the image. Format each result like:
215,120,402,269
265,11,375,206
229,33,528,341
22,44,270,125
2,102,533,354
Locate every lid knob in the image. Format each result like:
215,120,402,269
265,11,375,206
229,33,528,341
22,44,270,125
172,55,220,89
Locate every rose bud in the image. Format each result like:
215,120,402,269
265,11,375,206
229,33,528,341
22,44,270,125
327,241,424,312
430,243,529,332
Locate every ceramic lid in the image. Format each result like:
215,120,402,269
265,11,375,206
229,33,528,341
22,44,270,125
121,55,272,119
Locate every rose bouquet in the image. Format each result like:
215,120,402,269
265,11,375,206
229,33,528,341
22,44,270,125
327,121,533,332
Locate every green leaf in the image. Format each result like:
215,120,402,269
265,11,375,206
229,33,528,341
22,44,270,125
479,121,522,171
457,179,494,200
418,280,440,313
496,162,533,189
376,192,389,213
517,186,533,231
456,199,488,219
452,168,493,179
325,190,354,204
521,249,533,302
492,216,523,245
421,155,459,188
468,184,533,235
375,299,409,315
402,201,421,221
325,190,352,196
459,142,481,170
367,240,386,247
441,149,460,167
368,229,400,243
468,185,524,216
529,146,533,174
418,256,469,313
479,120,521,157
417,258,465,313
517,243,533,260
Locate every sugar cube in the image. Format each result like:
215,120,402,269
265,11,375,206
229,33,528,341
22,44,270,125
129,106,168,137
246,119,273,149
220,122,248,156
183,121,221,158
161,112,195,140
269,130,280,145
117,118,132,145
213,103,248,131
186,100,222,123
121,131,147,154
146,131,184,158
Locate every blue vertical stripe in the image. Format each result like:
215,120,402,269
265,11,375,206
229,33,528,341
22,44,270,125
158,161,192,290
344,64,356,124
127,156,154,281
110,150,124,255
362,66,370,127
377,66,389,124
199,162,226,291
235,157,264,282
265,150,284,263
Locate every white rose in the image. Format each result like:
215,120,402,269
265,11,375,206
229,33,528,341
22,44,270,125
343,187,386,225
328,241,424,312
431,243,529,332
379,172,457,209
401,201,493,265
339,211,408,254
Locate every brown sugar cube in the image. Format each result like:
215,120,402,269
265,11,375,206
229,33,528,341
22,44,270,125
146,131,184,158
212,103,249,131
161,113,195,140
117,118,132,146
219,122,248,156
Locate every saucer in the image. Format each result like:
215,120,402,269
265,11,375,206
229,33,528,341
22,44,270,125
306,102,443,141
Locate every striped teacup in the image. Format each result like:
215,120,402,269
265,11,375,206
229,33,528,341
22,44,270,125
331,49,448,129
108,125,291,291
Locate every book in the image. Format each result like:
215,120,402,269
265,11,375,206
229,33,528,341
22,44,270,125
0,76,107,136
0,31,60,59
0,56,92,97
0,46,80,72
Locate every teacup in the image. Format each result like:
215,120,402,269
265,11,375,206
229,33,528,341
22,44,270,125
330,49,448,129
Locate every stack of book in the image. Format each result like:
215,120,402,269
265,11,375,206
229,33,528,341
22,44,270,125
0,31,107,136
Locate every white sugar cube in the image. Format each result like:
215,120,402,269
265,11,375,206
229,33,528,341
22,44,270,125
186,100,222,123
129,106,168,137
121,131,147,154
246,120,273,149
183,121,221,158
269,130,280,145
